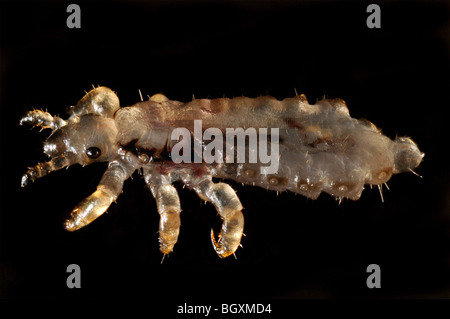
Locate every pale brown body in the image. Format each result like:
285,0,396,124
20,87,424,258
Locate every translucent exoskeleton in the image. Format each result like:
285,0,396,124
20,87,424,258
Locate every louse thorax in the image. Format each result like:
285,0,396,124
43,114,120,165
114,97,182,161
42,86,122,167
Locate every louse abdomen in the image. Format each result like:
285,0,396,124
211,116,398,201
214,160,365,201
115,94,422,202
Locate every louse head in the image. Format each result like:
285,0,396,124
43,114,119,165
21,87,121,187
46,87,121,165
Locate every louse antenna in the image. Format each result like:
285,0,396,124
408,168,423,178
138,89,144,102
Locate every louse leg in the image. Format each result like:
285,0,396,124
64,160,135,231
144,169,181,255
21,155,73,187
191,177,244,258
20,109,67,130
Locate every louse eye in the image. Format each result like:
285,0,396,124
86,147,101,159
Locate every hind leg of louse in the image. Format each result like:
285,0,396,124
191,177,244,258
144,171,181,255
64,161,134,231
20,109,67,130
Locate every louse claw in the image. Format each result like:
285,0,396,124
210,228,232,259
210,210,245,258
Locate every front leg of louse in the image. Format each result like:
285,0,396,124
144,168,181,255
191,176,244,258
64,160,136,231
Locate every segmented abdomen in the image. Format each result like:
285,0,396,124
115,95,397,200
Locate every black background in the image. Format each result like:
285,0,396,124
1,0,449,304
